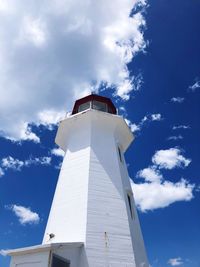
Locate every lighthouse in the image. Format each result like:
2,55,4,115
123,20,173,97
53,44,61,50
8,94,149,267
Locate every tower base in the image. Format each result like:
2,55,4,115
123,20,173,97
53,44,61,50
7,242,83,267
7,241,142,267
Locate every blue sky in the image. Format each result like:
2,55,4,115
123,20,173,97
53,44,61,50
0,1,200,267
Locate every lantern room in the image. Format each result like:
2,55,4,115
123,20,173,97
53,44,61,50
72,94,117,115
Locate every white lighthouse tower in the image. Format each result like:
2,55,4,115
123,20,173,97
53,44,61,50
8,94,149,267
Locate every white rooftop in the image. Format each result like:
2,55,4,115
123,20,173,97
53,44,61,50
7,242,83,256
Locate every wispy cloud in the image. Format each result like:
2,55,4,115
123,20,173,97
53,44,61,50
168,257,183,266
172,125,190,130
171,97,184,103
167,135,183,141
1,157,24,171
51,148,65,157
151,113,162,121
152,148,191,169
1,156,51,173
125,113,163,133
189,79,200,92
118,106,128,117
116,73,144,100
7,204,40,225
125,119,141,133
0,167,5,177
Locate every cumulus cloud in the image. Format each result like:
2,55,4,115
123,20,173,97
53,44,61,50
37,109,66,129
137,166,163,183
4,122,40,143
125,113,163,133
172,125,190,130
132,147,194,212
152,148,191,169
131,178,194,212
171,97,184,103
7,204,40,225
189,80,200,92
168,257,183,266
0,0,147,141
1,156,51,173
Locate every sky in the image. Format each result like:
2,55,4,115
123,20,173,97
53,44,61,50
0,0,200,266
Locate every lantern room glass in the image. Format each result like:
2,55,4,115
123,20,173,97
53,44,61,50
77,100,109,113
92,100,107,112
78,101,91,112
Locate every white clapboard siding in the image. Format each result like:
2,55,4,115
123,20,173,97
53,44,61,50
42,109,148,267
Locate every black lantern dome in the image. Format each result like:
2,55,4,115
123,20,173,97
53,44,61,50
72,94,117,115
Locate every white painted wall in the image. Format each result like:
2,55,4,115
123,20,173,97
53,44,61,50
118,147,149,267
42,109,149,267
10,251,49,267
9,245,82,267
43,115,91,244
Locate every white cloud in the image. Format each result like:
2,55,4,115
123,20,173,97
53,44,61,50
116,78,133,101
130,123,141,133
132,147,194,212
0,0,147,140
4,122,40,143
171,97,184,103
167,135,183,141
0,167,5,177
1,156,51,173
115,73,143,100
168,257,183,266
1,157,24,171
37,109,66,129
125,118,141,133
8,204,40,225
18,16,47,47
189,80,200,92
26,156,51,166
20,124,40,143
172,125,190,130
137,166,163,183
151,113,162,121
51,148,65,157
152,148,191,169
131,178,194,212
119,106,128,117
2,108,65,143
125,113,163,133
